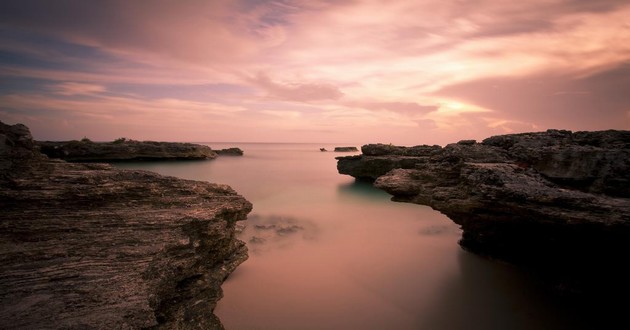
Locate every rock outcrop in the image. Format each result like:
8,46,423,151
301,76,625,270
337,130,630,294
37,140,218,161
1,121,252,329
334,146,358,152
215,147,244,156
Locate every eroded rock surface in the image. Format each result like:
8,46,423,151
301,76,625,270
37,140,218,162
337,130,630,294
1,121,252,329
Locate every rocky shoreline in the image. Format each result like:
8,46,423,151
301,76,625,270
337,129,630,295
37,140,243,162
1,121,252,329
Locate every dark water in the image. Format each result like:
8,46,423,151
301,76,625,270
114,143,597,330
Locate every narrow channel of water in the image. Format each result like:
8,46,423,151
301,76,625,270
114,143,593,330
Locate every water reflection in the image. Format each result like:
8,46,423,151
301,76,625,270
418,224,461,236
418,250,592,330
336,179,392,202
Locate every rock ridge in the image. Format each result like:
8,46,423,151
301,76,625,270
1,121,252,329
337,129,630,294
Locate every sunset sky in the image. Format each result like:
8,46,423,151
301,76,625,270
1,0,629,145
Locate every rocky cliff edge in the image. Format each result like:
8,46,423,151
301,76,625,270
337,129,630,295
0,121,252,329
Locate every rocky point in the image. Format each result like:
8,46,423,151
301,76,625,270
0,121,252,329
337,129,630,295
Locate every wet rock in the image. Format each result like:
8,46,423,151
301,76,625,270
1,121,252,329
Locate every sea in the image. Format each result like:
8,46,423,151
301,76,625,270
113,142,604,330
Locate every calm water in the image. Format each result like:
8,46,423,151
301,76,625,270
114,143,596,330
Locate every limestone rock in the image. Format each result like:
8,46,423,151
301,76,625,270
37,140,217,162
337,129,630,294
1,121,252,329
336,144,441,180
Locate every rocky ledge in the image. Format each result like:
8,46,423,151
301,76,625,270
337,129,630,295
1,121,252,329
37,139,218,162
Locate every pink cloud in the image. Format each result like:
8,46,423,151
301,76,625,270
353,101,438,115
51,82,106,96
1,0,629,145
250,72,344,102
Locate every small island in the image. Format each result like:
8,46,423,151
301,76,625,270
216,147,244,156
37,138,217,161
37,139,244,162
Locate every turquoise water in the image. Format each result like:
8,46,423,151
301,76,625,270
114,143,588,330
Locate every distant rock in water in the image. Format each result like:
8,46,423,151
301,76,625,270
320,148,327,152
337,129,630,296
334,146,358,152
37,139,217,161
1,121,252,329
216,147,244,156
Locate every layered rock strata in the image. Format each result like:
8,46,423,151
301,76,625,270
337,130,630,294
37,140,217,161
1,121,252,329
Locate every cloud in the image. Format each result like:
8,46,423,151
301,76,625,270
435,64,630,131
260,110,302,118
1,0,629,145
250,72,344,102
0,93,246,121
0,1,259,66
51,82,106,95
353,101,438,116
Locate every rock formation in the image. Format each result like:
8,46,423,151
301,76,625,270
337,130,630,295
1,121,252,329
215,147,244,156
334,146,358,152
37,139,218,161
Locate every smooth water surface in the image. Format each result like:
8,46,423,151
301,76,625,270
114,143,591,330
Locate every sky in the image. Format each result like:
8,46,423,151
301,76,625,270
0,0,629,145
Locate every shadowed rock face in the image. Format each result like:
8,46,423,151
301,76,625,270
37,140,218,162
1,121,252,329
337,130,630,294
